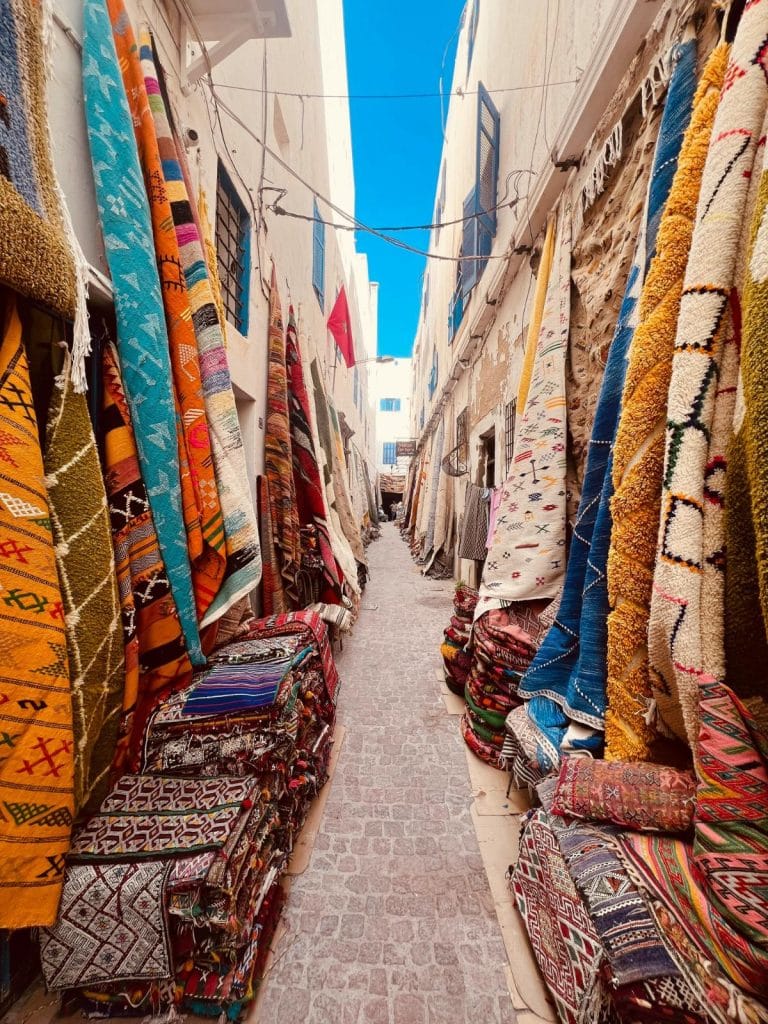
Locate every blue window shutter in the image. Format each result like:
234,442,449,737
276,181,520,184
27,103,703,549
461,189,479,299
449,286,465,342
476,83,500,240
383,442,396,463
312,200,325,307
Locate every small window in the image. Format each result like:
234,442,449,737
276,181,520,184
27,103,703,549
380,398,401,412
428,349,438,398
312,199,325,308
456,407,468,463
467,0,480,74
383,442,397,464
216,162,251,335
504,399,516,472
449,233,467,343
435,163,447,245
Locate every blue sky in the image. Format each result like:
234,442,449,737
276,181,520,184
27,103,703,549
343,0,466,358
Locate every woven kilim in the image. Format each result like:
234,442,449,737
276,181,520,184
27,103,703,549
300,355,358,595
210,634,299,664
285,309,341,601
423,416,444,560
552,757,695,833
512,809,603,1024
257,474,287,615
265,273,300,606
70,773,252,860
0,0,76,320
109,0,226,625
521,46,696,768
478,204,571,611
44,351,123,814
607,43,729,761
693,676,768,999
328,400,366,564
39,859,171,990
648,0,768,747
310,359,365,568
416,430,433,544
82,0,202,666
427,416,453,572
101,341,192,774
0,296,74,928
197,188,228,348
553,819,681,987
180,656,302,718
246,610,340,702
619,831,768,1014
141,31,262,626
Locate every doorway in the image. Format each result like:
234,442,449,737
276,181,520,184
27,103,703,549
479,427,496,488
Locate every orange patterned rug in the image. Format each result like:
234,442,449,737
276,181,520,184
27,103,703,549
0,293,74,928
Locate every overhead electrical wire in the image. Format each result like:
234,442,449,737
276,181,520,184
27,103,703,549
173,0,559,267
264,166,535,234
212,80,579,101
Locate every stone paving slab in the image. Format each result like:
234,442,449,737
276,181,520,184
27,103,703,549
254,524,516,1024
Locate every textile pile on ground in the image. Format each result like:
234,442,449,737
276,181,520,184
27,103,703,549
440,584,477,695
486,10,768,1022
39,612,338,1019
460,603,554,769
513,803,718,1024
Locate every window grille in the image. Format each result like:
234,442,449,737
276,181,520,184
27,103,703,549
216,162,251,334
380,398,401,412
456,407,468,463
382,442,397,464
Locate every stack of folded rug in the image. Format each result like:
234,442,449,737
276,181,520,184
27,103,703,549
511,759,768,1024
39,612,338,1019
512,807,711,1024
440,584,477,695
461,603,554,769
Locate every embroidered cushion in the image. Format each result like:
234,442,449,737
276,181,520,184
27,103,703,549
552,757,696,833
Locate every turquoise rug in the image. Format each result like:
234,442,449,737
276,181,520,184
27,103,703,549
82,0,202,665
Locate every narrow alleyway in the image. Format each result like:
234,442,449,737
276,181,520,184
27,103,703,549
257,524,515,1024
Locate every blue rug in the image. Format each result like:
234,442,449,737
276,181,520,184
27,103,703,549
82,0,202,664
519,38,698,770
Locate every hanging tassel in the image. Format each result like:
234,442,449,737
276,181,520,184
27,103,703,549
582,120,623,214
640,50,672,118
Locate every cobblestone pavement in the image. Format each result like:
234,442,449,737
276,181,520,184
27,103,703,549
257,523,515,1024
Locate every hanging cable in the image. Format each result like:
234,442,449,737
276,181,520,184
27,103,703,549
211,80,578,102
172,0,562,269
